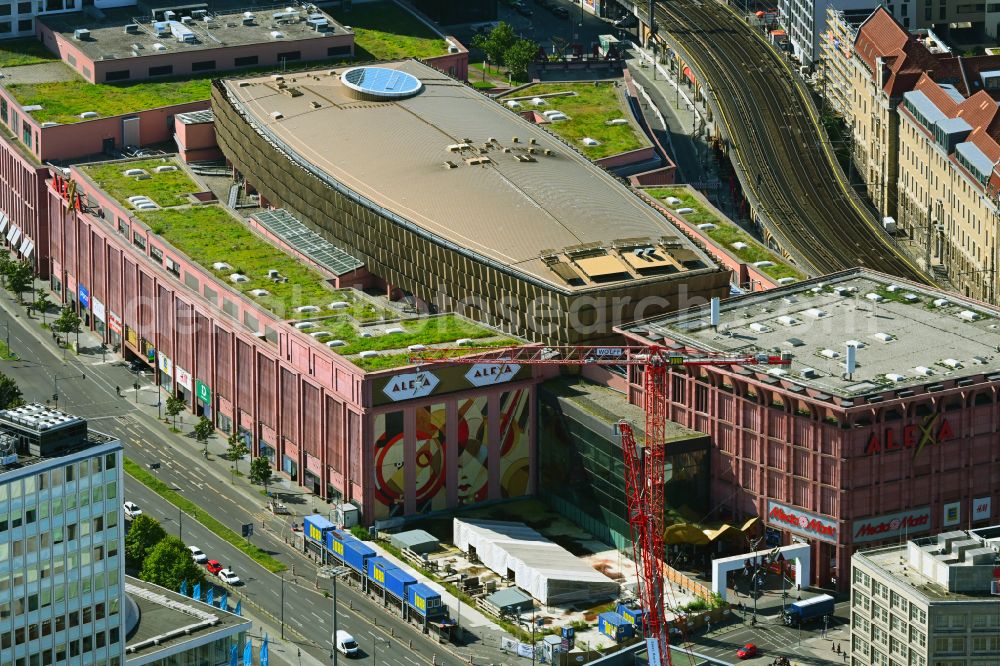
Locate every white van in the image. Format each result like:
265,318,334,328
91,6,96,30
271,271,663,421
336,630,359,657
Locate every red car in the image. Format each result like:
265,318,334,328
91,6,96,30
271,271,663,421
206,560,223,575
737,643,758,659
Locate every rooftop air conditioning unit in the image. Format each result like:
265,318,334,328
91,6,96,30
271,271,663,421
153,43,167,51
163,10,175,19
267,269,280,279
181,16,194,24
73,29,91,40
124,24,139,34
79,111,99,119
270,31,284,39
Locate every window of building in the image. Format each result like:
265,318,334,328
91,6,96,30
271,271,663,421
234,55,259,67
1,97,6,123
133,231,146,250
191,60,216,72
149,246,163,263
17,19,31,32
21,123,30,148
104,70,129,82
277,50,301,62
327,45,352,57
148,64,174,77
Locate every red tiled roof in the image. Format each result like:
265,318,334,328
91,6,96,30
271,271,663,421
854,7,907,73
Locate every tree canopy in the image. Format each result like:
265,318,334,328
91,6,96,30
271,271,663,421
125,514,167,566
139,535,206,590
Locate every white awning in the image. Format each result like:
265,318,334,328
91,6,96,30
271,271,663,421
22,239,33,259
0,211,9,234
9,227,21,248
453,518,620,605
18,235,31,254
5,225,18,243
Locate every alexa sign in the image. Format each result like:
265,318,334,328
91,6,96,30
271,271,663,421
865,414,954,457
766,500,838,544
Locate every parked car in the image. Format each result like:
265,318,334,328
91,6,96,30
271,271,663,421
553,6,570,18
336,631,359,657
218,568,242,585
123,501,142,520
737,643,758,659
188,546,207,564
206,560,223,575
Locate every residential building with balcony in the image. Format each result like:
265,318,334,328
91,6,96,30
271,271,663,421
821,6,876,118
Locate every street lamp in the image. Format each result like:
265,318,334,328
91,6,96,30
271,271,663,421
317,565,351,666
373,636,389,666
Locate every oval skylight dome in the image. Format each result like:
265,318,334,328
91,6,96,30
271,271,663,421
340,66,423,101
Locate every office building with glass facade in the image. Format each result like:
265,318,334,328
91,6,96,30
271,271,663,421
0,404,125,666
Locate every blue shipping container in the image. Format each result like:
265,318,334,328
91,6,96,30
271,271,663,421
304,514,335,546
616,604,645,627
367,556,396,589
598,612,634,642
326,530,376,572
407,583,443,617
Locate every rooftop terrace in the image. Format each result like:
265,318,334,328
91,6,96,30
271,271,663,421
501,82,649,159
81,157,518,370
40,5,349,63
624,269,1000,398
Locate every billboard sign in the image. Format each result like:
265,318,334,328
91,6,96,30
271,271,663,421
175,366,193,391
943,501,961,527
766,500,838,544
78,285,90,310
464,363,521,387
852,507,932,543
382,371,439,402
973,497,992,523
195,379,211,404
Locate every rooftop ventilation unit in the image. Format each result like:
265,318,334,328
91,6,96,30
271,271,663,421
408,344,427,352
326,340,346,348
309,331,330,338
229,273,248,283
913,366,933,376
123,168,147,176
957,310,981,321
293,321,317,330
933,298,950,307
295,305,320,313
456,338,474,346
328,301,349,309
901,293,918,302
886,284,902,293
872,332,894,343
270,111,283,120
242,12,255,25
695,222,716,230
803,308,828,319
270,31,285,39
885,373,907,383
181,16,194,24
776,278,797,286
212,262,231,270
749,322,771,333
248,288,269,297
844,339,865,349
153,165,177,173
865,293,884,302
776,315,799,326
941,358,963,369
79,111,99,119
385,327,405,334
124,24,139,33
800,367,820,379
767,368,787,377
358,350,378,359
153,43,167,51
74,29,91,40
820,349,840,358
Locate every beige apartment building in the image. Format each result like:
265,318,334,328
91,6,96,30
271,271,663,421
850,528,1000,666
840,7,1000,302
897,75,1000,302
822,6,875,118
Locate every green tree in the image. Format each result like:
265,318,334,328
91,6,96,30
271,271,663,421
53,305,82,338
165,395,186,429
472,21,517,70
504,38,539,83
5,260,33,303
0,373,24,409
32,291,52,323
0,254,14,285
193,416,214,457
226,431,249,480
124,514,167,566
139,535,205,590
249,456,272,492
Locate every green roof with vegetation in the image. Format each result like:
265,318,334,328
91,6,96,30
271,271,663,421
512,82,648,159
0,39,59,68
136,205,335,316
7,75,212,125
82,159,201,209
330,1,447,61
644,187,806,282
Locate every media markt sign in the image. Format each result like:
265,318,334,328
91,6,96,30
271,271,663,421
465,363,521,387
852,507,931,543
382,371,439,402
766,499,838,544
195,380,211,404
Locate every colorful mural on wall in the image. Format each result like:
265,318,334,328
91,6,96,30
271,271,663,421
373,411,405,520
499,389,531,498
415,402,448,514
457,396,489,506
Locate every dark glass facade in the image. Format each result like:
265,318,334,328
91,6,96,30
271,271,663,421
538,379,710,552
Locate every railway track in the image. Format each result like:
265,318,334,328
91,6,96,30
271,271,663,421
652,0,928,281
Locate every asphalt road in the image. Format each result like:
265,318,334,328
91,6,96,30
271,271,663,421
0,289,471,666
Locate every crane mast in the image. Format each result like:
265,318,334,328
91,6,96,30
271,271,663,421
413,344,789,666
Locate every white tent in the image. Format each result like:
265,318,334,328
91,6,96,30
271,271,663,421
453,518,620,606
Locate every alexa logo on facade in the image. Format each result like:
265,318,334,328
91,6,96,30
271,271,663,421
864,414,954,457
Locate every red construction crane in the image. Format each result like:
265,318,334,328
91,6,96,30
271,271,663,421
414,344,789,666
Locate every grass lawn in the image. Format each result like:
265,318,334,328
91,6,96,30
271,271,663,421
305,314,502,354
0,39,58,68
645,187,806,281
292,290,394,323
353,338,520,371
83,159,200,209
0,340,16,361
138,206,335,316
516,82,648,159
7,76,212,125
330,1,447,61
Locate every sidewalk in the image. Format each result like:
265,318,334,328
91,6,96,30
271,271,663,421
9,278,512,663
